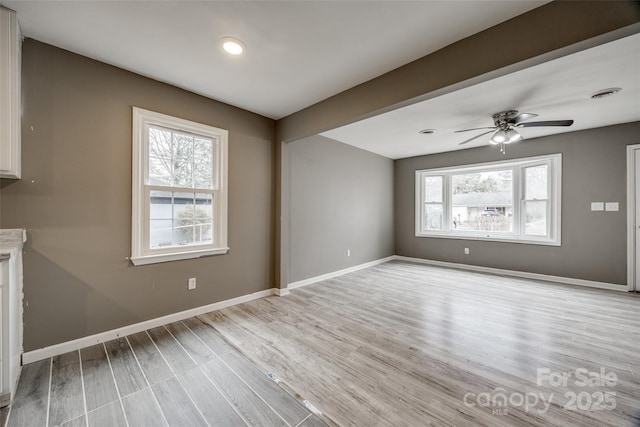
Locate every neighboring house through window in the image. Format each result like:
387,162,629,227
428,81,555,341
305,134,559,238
131,107,228,265
415,154,561,245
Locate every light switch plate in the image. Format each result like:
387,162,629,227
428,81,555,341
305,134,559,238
591,202,604,211
605,202,619,212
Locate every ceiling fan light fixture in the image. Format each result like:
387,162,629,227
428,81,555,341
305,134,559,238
490,129,508,144
490,128,521,145
504,128,522,144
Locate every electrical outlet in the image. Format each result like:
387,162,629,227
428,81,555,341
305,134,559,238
605,202,619,211
464,248,470,255
188,277,196,290
347,249,351,257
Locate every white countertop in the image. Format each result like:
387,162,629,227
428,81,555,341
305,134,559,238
0,229,26,252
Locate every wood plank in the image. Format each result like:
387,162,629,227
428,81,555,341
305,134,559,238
80,344,118,411
152,377,207,427
87,400,127,427
184,316,237,356
147,327,196,373
121,388,167,427
201,357,287,427
127,331,173,385
210,261,640,427
59,415,86,427
177,367,247,427
49,351,85,426
219,351,311,426
297,414,328,427
104,338,147,397
8,261,639,427
7,359,51,427
165,321,215,365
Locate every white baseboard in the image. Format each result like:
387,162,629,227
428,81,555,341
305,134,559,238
22,288,276,364
393,256,626,292
274,288,290,296
287,256,396,290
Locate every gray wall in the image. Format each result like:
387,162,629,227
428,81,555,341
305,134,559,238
289,136,394,282
395,122,640,285
0,40,276,351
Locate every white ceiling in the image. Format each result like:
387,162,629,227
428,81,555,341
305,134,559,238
0,0,548,120
322,33,640,159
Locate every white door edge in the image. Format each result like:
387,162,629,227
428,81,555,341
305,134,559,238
627,144,640,292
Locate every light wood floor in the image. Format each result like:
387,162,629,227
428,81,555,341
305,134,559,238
6,317,325,427
202,260,640,427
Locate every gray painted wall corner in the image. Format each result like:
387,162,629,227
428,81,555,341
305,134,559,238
288,135,394,283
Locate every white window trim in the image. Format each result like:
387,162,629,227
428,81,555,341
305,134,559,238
131,107,229,266
415,154,562,246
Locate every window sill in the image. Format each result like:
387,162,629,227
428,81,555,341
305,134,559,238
415,232,560,246
130,247,229,266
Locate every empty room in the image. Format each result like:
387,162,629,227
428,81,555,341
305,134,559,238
0,1,639,426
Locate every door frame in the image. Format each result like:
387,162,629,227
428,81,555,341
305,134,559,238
627,144,640,292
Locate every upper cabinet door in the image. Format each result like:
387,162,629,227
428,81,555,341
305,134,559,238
0,7,21,179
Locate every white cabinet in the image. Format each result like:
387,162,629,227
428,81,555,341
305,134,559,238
0,229,24,406
0,7,21,179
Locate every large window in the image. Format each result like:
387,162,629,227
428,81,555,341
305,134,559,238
415,154,561,245
131,108,228,265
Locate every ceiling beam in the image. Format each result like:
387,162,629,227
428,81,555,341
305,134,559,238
276,0,640,143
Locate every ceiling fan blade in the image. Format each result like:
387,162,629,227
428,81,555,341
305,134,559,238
517,120,574,128
455,127,496,133
458,130,495,145
508,113,538,125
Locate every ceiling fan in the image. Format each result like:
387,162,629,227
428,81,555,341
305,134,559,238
456,110,573,151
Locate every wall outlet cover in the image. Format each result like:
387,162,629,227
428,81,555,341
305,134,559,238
605,202,619,211
590,202,604,211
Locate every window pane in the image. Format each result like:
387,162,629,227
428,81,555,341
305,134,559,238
451,170,513,233
173,192,194,218
148,127,173,185
149,157,172,185
194,138,215,189
525,165,548,200
194,138,213,161
195,193,213,217
424,176,442,203
424,204,443,231
524,200,547,235
150,220,172,248
173,133,194,161
149,127,172,159
173,160,193,187
195,193,213,243
148,191,214,248
174,219,194,245
149,190,172,220
193,162,213,189
194,218,213,243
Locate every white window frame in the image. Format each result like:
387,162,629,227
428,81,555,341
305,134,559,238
415,154,561,246
131,107,229,265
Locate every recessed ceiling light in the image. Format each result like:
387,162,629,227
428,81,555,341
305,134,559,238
591,87,621,99
418,129,435,134
221,37,245,55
